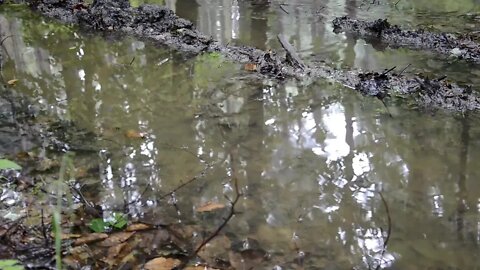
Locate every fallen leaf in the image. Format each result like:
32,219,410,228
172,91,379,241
144,257,181,270
7,79,18,86
125,129,145,139
104,242,128,266
60,233,82,240
98,231,135,247
74,233,108,246
125,223,152,232
196,202,225,212
244,63,257,72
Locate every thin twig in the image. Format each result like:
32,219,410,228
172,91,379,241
394,0,402,7
41,208,49,246
279,4,289,14
0,35,13,46
398,63,411,76
380,98,393,118
380,66,396,76
193,181,240,256
158,167,209,200
129,56,135,65
375,191,392,270
192,150,241,256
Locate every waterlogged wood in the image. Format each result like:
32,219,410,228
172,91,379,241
74,233,108,245
196,202,226,212
144,257,181,270
277,34,306,70
97,231,135,247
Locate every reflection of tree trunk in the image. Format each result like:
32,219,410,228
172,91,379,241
456,115,470,241
344,101,354,182
343,0,357,67
175,0,199,23
346,0,356,17
250,2,269,49
244,87,265,235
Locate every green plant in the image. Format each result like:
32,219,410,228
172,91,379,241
52,155,71,270
0,259,24,270
89,213,128,233
0,159,21,170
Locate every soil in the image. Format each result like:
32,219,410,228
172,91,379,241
16,0,480,112
332,16,480,63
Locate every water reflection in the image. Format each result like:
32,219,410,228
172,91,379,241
2,2,480,269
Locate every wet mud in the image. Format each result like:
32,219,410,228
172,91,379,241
332,16,480,64
9,0,480,113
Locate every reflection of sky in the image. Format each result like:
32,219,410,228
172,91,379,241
265,84,400,267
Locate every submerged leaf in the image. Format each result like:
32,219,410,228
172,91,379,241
98,231,135,247
110,213,128,229
74,233,108,245
125,129,145,139
7,79,18,86
89,218,108,233
144,257,181,270
196,202,225,212
0,159,22,170
0,259,24,270
126,223,152,232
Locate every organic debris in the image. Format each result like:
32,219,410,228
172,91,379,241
16,0,480,112
332,16,480,63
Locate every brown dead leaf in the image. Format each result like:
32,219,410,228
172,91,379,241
74,233,108,246
144,257,181,270
125,129,145,139
60,233,82,240
7,79,18,86
244,63,257,72
16,151,32,160
98,231,135,247
107,243,127,259
125,223,153,232
196,202,225,212
104,242,128,266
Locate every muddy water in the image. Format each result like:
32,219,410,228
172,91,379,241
2,1,480,269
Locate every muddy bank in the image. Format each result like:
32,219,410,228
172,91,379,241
11,0,480,112
332,16,480,64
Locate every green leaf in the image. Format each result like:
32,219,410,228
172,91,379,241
111,213,127,229
0,159,21,170
0,259,24,270
89,219,108,233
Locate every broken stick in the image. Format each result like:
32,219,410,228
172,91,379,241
277,34,306,70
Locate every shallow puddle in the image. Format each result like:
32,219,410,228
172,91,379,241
1,1,480,269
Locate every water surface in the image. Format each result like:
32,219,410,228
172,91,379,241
1,1,480,269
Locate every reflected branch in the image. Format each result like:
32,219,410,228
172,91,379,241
375,191,392,270
192,149,241,257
